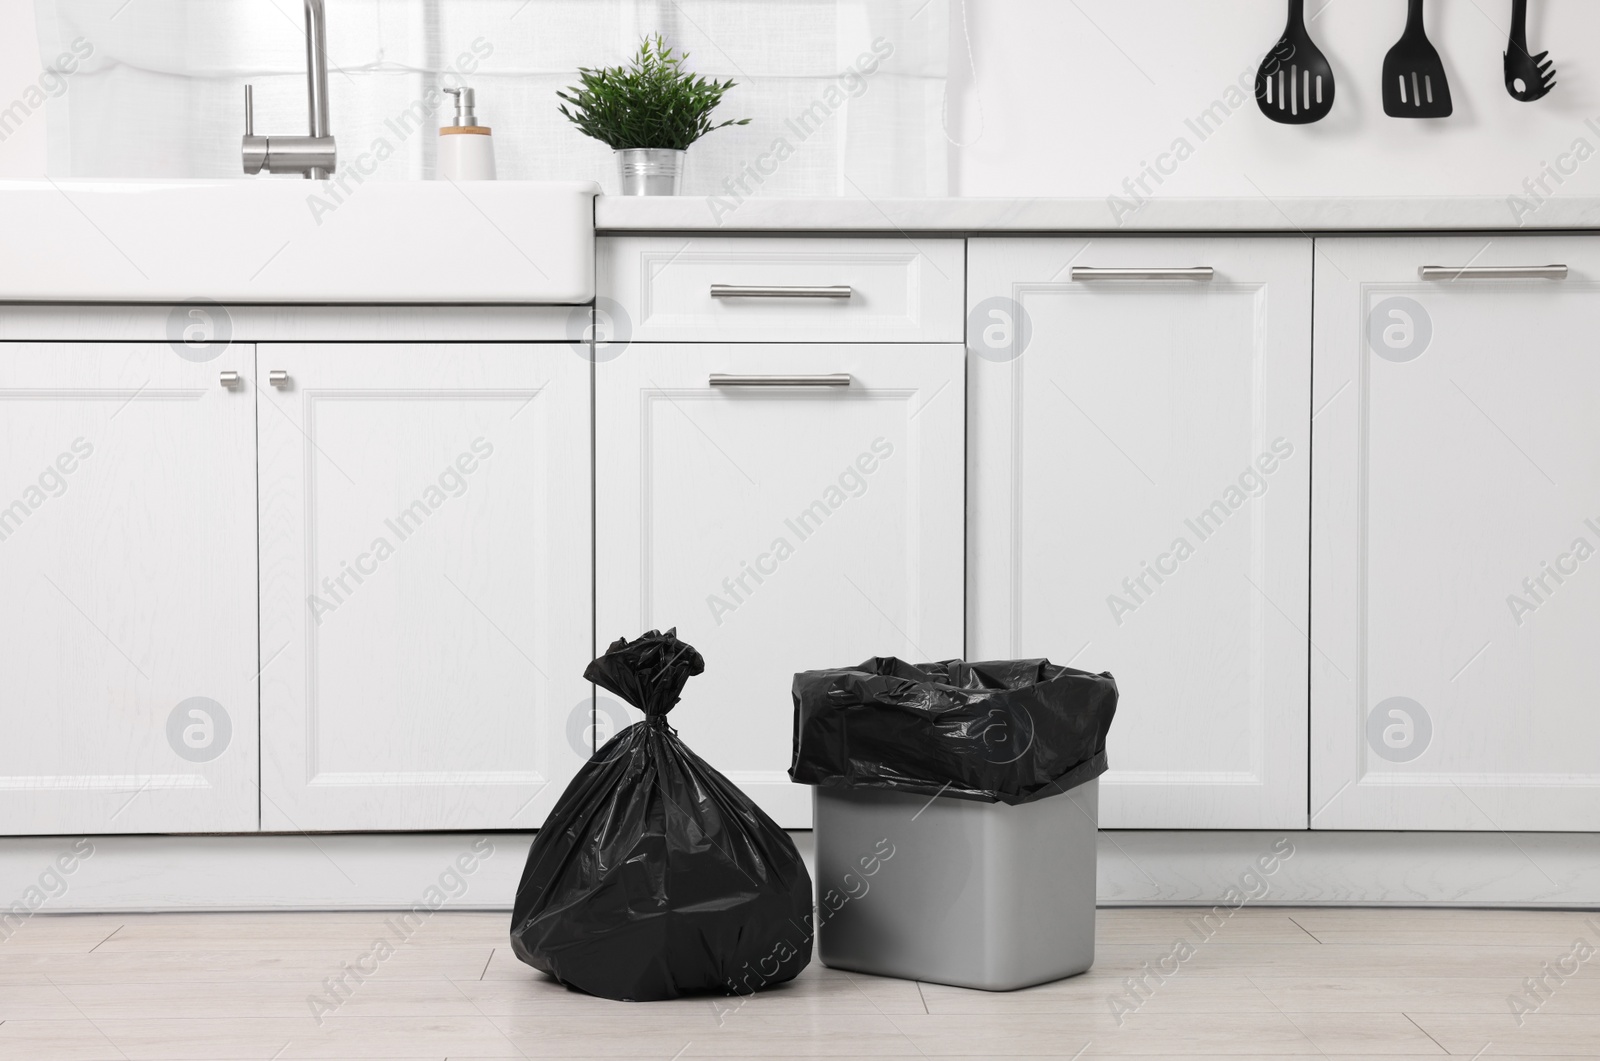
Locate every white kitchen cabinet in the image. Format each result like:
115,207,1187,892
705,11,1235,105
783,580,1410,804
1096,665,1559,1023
0,342,259,834
596,343,965,826
968,238,1313,830
257,344,590,832
1312,236,1600,831
599,236,965,343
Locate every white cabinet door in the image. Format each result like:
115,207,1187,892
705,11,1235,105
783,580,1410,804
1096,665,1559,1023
596,344,965,826
1313,236,1600,831
258,344,590,831
0,342,258,835
968,238,1312,829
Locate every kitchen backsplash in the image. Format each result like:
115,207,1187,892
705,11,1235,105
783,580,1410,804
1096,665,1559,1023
949,0,1600,207
6,0,1600,212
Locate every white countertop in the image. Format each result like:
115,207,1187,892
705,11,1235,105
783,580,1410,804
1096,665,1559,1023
8,182,1598,304
596,195,1600,233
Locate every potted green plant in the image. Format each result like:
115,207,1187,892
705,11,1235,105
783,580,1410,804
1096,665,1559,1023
558,34,750,195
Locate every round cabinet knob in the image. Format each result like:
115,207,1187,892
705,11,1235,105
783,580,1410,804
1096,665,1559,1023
220,370,241,389
269,370,291,389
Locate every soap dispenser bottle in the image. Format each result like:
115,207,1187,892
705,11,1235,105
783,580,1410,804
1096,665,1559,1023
439,86,496,180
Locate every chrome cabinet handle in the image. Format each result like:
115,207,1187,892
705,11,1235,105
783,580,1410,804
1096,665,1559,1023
709,373,851,388
220,370,241,389
1071,267,1215,282
709,284,853,299
1419,265,1568,280
269,370,290,389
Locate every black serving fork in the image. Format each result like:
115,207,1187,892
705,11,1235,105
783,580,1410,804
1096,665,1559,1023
1382,0,1453,117
1504,0,1556,101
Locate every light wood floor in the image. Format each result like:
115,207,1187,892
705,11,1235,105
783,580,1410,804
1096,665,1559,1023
4,906,1600,1058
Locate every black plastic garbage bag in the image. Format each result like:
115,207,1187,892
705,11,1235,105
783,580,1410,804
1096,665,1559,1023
510,629,814,1001
790,657,1118,806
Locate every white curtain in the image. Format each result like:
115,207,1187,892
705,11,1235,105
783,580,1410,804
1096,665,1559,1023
34,0,948,195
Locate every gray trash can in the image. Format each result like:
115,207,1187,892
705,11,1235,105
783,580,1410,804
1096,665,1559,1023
790,656,1117,992
813,778,1098,991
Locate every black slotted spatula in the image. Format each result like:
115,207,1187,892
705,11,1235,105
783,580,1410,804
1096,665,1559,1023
1255,0,1336,124
1383,0,1452,117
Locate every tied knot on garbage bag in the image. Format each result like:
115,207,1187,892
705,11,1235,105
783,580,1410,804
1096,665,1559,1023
511,629,813,1002
789,656,1119,806
584,628,705,723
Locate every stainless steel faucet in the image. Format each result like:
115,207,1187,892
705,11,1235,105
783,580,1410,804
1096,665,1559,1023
242,0,337,178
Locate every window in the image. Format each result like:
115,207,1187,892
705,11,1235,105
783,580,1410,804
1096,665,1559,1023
35,0,948,195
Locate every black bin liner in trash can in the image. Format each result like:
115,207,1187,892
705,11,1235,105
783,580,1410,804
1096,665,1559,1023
510,629,813,1001
789,657,1118,805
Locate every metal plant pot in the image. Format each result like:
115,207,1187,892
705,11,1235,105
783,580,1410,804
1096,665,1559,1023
615,148,684,195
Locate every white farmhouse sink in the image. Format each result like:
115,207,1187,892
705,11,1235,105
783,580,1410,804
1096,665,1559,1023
0,180,598,304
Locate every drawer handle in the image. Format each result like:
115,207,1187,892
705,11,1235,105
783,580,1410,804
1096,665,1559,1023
709,373,851,388
709,284,853,299
1419,265,1568,281
1071,267,1214,282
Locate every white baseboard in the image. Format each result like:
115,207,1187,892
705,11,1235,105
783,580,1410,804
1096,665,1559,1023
1098,831,1600,908
4,830,1599,913
0,833,533,916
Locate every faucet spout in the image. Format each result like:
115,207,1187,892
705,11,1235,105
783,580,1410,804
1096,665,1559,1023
242,0,337,179
304,0,330,142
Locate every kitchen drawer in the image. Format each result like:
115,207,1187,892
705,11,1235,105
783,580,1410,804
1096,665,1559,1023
598,236,965,343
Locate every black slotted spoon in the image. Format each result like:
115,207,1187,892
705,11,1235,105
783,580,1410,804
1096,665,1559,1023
1383,0,1453,117
1255,0,1336,124
1504,0,1556,101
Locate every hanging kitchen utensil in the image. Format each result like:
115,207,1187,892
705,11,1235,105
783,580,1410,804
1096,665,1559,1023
1504,0,1556,101
1255,0,1336,124
1382,0,1453,117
